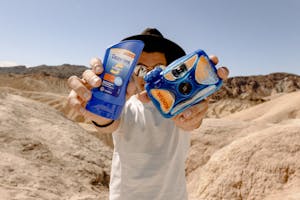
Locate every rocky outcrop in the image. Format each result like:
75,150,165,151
213,73,300,101
0,93,112,200
1,66,300,119
186,92,300,200
1,66,300,100
0,64,87,78
1,63,300,199
207,73,300,117
187,122,300,200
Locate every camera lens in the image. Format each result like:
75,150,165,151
179,82,192,95
172,64,187,78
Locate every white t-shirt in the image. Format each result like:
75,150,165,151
109,95,190,200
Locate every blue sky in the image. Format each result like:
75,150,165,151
0,0,299,76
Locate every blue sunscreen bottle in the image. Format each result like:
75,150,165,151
86,40,144,120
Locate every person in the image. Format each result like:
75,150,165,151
67,28,229,200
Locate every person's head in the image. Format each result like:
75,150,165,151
122,28,186,91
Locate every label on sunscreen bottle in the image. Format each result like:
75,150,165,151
86,40,144,120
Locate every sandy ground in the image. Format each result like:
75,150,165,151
187,92,300,200
0,92,111,200
0,73,300,200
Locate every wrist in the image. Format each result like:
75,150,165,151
92,120,115,128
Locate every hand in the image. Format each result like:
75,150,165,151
172,99,209,131
67,57,137,125
172,55,229,131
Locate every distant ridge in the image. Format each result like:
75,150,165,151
0,64,88,78
213,72,300,101
1,64,300,101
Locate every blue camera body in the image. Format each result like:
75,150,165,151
144,49,222,118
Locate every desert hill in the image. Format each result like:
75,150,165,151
209,72,300,117
1,65,300,118
1,65,300,97
227,91,300,123
186,91,300,200
0,92,111,200
0,64,87,78
1,65,300,199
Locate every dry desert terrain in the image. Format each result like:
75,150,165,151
1,65,300,200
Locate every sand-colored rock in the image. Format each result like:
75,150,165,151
0,86,85,123
263,184,300,200
214,73,300,101
187,92,300,200
185,119,271,176
188,122,300,200
207,98,263,118
227,91,300,123
0,93,112,200
1,65,300,199
0,74,69,94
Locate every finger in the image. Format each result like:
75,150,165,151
67,90,105,121
217,67,230,80
209,55,219,65
67,90,85,113
68,75,92,102
184,112,205,131
180,99,209,120
173,108,206,131
90,57,104,75
82,69,101,88
173,115,202,131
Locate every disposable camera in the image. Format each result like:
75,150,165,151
144,49,223,118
